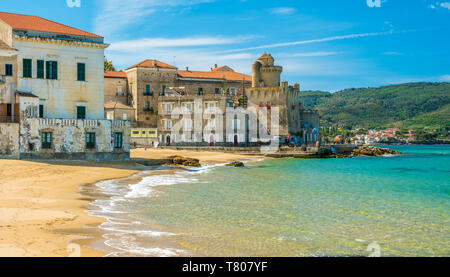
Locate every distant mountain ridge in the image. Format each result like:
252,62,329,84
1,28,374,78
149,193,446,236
300,82,450,130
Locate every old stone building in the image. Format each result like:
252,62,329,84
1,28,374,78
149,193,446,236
247,53,320,145
157,53,320,146
124,59,251,128
104,70,129,104
0,12,130,160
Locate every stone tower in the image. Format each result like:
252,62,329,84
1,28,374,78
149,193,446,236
252,52,283,88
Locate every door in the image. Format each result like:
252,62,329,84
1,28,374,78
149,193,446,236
234,135,238,146
166,135,171,146
77,106,86,119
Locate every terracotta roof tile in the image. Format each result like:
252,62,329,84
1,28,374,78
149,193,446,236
0,12,103,38
126,60,177,70
104,71,127,78
104,102,134,110
177,70,251,82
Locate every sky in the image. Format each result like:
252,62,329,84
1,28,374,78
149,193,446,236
1,0,449,91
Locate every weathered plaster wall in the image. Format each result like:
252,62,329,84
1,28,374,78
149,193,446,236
19,118,130,161
0,55,18,104
0,123,19,158
0,20,13,47
13,36,106,120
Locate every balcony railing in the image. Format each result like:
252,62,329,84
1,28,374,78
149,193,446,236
0,115,18,123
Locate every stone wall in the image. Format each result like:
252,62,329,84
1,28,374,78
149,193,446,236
19,118,130,161
0,123,19,159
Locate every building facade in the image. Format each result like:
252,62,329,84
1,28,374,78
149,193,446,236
156,53,320,146
0,12,130,160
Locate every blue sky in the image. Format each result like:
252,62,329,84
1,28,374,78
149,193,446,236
2,0,449,91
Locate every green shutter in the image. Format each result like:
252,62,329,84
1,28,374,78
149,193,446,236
77,106,86,119
37,60,44,79
77,63,85,81
53,61,58,80
23,59,32,78
46,61,50,79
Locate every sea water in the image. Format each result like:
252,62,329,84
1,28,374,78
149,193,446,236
89,145,450,257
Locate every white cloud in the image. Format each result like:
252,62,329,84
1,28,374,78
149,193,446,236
277,52,340,57
94,0,216,36
270,7,296,15
219,30,394,53
441,75,450,81
440,2,450,9
108,36,252,51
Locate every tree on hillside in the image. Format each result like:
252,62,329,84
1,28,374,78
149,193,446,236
104,56,116,72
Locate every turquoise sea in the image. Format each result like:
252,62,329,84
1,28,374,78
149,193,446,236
90,145,450,257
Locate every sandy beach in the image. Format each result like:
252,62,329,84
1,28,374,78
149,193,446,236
0,149,260,257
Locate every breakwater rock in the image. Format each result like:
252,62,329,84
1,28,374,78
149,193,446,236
168,156,202,167
226,161,245,167
352,146,403,156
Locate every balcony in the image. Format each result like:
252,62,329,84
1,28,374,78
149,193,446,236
143,107,154,113
143,92,153,96
0,115,17,123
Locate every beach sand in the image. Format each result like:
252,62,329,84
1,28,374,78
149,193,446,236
0,149,260,257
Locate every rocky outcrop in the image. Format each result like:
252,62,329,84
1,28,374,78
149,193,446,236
226,161,245,167
352,146,403,156
168,156,201,167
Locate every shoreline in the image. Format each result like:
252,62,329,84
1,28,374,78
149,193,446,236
0,149,263,257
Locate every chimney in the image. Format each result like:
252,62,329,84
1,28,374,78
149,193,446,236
214,64,218,68
186,66,189,71
153,60,157,66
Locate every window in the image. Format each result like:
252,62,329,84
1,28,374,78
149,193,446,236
23,59,32,78
230,88,237,95
77,106,86,119
77,63,86,81
183,119,193,131
116,86,123,95
6,104,11,116
163,120,173,130
183,103,193,113
144,101,151,111
198,87,204,95
39,105,44,118
145,85,151,95
215,88,220,94
233,119,240,131
42,132,52,149
37,60,44,79
161,85,166,96
5,64,12,76
122,113,127,120
86,132,96,149
206,119,216,130
46,61,57,80
114,133,123,148
163,103,173,114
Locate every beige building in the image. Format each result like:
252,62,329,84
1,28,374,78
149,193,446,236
104,101,135,121
104,70,129,104
124,59,251,128
157,53,320,146
0,12,130,160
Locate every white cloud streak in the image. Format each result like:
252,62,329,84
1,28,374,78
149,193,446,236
109,36,252,51
270,7,296,15
94,0,216,36
218,30,394,53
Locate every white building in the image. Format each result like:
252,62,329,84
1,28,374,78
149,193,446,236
0,12,130,160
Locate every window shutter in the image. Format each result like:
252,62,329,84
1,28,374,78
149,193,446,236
37,60,44,79
53,62,58,80
46,61,50,79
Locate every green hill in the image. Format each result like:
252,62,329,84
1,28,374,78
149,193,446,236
300,82,450,131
